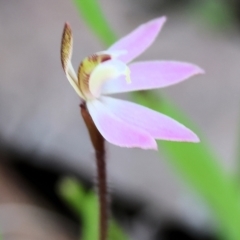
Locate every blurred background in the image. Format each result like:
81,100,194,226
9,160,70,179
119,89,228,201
1,0,240,239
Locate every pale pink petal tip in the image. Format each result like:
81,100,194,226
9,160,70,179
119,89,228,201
194,136,200,143
179,130,200,143
181,64,205,81
108,16,167,63
140,139,158,150
193,65,205,75
155,16,167,25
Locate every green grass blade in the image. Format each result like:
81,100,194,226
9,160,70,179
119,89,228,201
190,0,235,29
72,0,116,46
58,177,128,240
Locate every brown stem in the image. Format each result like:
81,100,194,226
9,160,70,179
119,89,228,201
80,102,108,240
95,144,107,240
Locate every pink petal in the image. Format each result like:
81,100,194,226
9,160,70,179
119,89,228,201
101,61,204,94
108,17,166,63
87,100,157,149
100,96,199,142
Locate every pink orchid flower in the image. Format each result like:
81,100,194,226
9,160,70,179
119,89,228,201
61,17,203,150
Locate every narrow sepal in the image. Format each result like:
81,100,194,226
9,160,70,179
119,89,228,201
61,23,84,98
61,23,73,72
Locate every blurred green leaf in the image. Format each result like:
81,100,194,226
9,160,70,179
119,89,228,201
191,0,235,29
133,91,240,240
72,0,116,46
58,177,85,213
108,221,128,240
58,177,128,240
58,177,98,240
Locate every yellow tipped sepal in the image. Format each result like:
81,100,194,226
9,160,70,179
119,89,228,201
61,23,73,71
61,23,84,98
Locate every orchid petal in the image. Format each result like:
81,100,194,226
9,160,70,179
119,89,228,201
89,59,130,98
100,96,199,142
87,99,157,149
61,23,83,98
101,61,204,94
108,17,166,63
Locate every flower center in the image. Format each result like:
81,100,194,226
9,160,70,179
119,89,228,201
78,54,111,100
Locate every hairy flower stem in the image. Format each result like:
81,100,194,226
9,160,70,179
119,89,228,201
95,144,107,240
80,102,108,240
